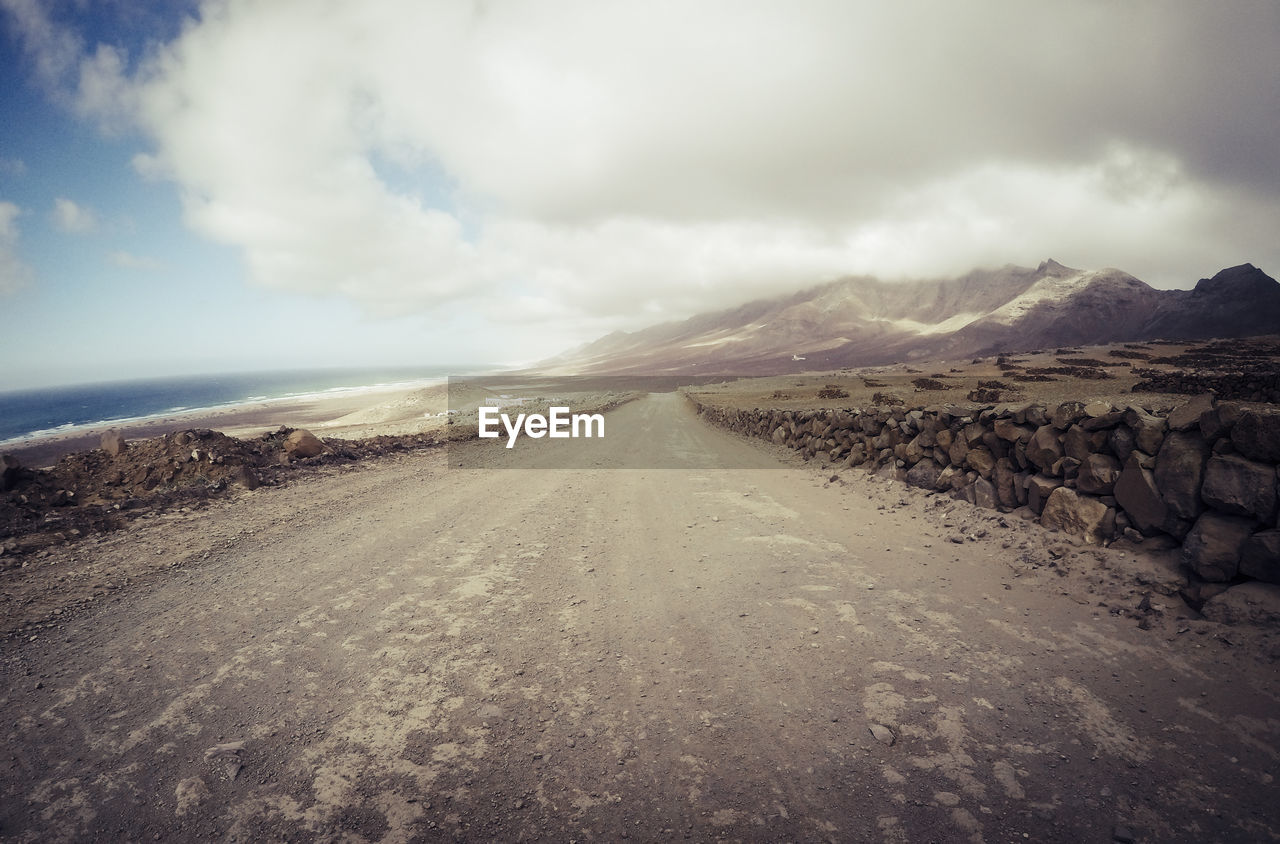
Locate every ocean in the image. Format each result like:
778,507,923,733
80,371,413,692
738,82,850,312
0,366,467,444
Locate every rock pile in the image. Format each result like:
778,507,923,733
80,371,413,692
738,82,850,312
1131,339,1280,403
0,426,440,561
693,393,1280,593
1132,368,1280,404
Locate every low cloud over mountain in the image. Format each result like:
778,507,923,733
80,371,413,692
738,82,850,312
549,262,1280,374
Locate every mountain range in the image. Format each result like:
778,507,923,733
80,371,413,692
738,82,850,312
547,261,1280,374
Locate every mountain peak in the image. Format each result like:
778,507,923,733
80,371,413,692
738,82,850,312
551,261,1278,375
1036,258,1074,276
1193,263,1277,296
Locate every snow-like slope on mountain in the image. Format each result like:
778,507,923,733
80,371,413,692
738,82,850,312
545,261,1280,374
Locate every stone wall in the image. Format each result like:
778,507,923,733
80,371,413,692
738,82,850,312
690,394,1280,587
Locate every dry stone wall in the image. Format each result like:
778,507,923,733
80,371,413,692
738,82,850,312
690,394,1280,587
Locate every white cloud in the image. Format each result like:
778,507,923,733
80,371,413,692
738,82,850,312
76,43,137,130
0,202,34,295
7,0,1280,348
108,250,164,270
51,197,98,232
0,0,82,94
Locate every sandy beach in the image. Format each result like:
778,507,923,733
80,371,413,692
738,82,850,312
0,384,443,469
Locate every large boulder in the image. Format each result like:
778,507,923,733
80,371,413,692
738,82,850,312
966,446,996,478
980,431,1008,459
1082,410,1125,432
915,419,939,448
936,464,962,491
972,476,998,509
101,429,128,457
1124,406,1167,455
903,434,929,464
905,459,941,490
961,422,986,447
842,448,867,468
1051,401,1087,430
1040,487,1115,546
1114,454,1168,535
1240,530,1280,583
284,429,325,458
1231,407,1280,462
1026,425,1064,473
1199,400,1248,442
1083,400,1113,418
1154,431,1210,521
1109,426,1137,463
1024,405,1049,427
1076,453,1121,495
1062,425,1103,462
873,425,900,450
1199,582,1280,626
994,458,1019,509
1182,511,1255,581
993,418,1033,443
1013,470,1031,506
1201,453,1277,522
1166,393,1215,432
875,461,905,482
1026,474,1062,515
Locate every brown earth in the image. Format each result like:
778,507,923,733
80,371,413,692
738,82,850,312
1,393,1277,842
0,426,441,566
692,336,1280,414
0,389,634,568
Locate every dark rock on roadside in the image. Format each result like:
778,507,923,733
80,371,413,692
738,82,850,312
1201,453,1277,522
1154,432,1210,521
1076,453,1121,495
1231,406,1280,463
969,476,997,509
905,460,941,490
1051,401,1087,430
1240,530,1280,583
1026,474,1061,516
284,429,325,459
1166,394,1215,432
1041,487,1115,546
1200,582,1280,625
1115,454,1168,535
1124,406,1167,455
1026,425,1064,473
1182,512,1256,581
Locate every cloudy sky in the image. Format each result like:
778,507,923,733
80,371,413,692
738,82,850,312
1,0,1278,389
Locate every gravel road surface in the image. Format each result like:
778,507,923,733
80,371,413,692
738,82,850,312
2,394,1276,842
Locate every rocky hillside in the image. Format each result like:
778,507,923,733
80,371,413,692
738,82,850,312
551,261,1280,374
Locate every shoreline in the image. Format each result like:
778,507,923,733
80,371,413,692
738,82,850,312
1,383,441,469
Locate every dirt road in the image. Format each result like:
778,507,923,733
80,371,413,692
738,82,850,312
2,393,1277,842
